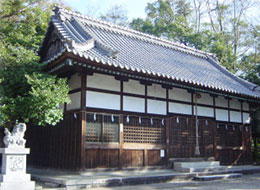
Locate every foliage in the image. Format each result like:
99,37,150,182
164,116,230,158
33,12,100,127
130,0,258,76
0,0,70,127
99,5,128,26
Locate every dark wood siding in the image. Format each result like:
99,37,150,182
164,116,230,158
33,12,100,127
215,124,252,164
27,112,82,170
168,116,215,158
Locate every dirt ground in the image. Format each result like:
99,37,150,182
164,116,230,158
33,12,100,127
92,173,260,190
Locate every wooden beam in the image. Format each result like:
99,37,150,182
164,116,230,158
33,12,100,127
165,118,170,166
143,149,148,167
80,74,86,170
119,115,124,168
145,85,148,114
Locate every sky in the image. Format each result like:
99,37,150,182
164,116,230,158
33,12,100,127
63,0,153,19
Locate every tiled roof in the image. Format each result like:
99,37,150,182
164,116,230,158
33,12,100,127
41,6,260,100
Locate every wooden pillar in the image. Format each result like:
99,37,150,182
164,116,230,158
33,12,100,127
145,84,148,114
191,92,194,116
241,124,245,163
80,74,86,170
240,101,244,124
165,118,170,166
166,89,169,115
119,115,124,168
213,121,217,159
143,149,148,167
227,98,231,122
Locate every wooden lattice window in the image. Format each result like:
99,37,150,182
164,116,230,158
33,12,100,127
216,124,242,147
86,113,119,143
123,116,165,144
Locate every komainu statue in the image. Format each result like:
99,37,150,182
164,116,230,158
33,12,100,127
3,123,26,148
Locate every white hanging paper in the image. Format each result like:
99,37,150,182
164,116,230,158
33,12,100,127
139,116,142,124
186,118,189,125
217,124,219,128
205,120,208,126
162,119,164,126
111,115,114,122
225,124,228,130
94,113,96,121
151,118,153,125
177,117,179,123
160,149,165,157
126,115,130,123
74,113,77,119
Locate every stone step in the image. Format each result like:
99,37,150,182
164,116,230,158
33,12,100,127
174,161,225,172
169,157,215,162
193,173,242,181
175,161,220,168
184,166,227,173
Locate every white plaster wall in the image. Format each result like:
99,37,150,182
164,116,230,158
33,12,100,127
215,96,228,108
243,112,250,124
169,102,192,115
230,99,241,110
243,102,249,111
123,96,145,113
168,87,191,102
68,74,81,90
86,91,120,110
216,109,229,121
87,73,120,92
67,92,81,110
123,79,145,95
196,93,213,105
148,84,166,98
194,106,214,117
147,99,166,115
230,111,242,123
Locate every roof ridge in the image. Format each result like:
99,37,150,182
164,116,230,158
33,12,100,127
54,5,214,59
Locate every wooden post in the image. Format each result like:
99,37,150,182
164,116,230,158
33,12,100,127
165,118,170,166
145,84,148,114
213,121,217,159
80,74,86,170
241,124,245,163
143,149,148,167
119,115,124,168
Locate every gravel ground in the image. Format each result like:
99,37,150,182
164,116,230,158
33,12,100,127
91,173,260,190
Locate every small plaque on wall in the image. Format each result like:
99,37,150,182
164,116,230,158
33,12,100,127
120,124,123,132
160,149,165,157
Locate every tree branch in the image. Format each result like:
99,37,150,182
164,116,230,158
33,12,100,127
0,0,41,20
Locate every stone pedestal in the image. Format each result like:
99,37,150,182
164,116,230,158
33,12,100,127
0,147,35,190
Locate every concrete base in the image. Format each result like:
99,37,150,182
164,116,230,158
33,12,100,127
0,181,35,190
30,165,260,189
174,161,226,173
193,173,242,181
0,147,35,190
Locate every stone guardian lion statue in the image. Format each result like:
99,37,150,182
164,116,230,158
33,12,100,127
3,123,26,148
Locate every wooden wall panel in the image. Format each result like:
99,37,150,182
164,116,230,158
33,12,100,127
85,149,119,168
27,112,82,170
147,150,165,166
168,116,214,158
121,150,144,167
215,124,252,165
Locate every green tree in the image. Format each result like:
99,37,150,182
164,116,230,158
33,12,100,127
0,0,70,127
99,5,129,26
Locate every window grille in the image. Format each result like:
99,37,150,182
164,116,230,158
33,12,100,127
86,113,119,143
123,116,165,144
